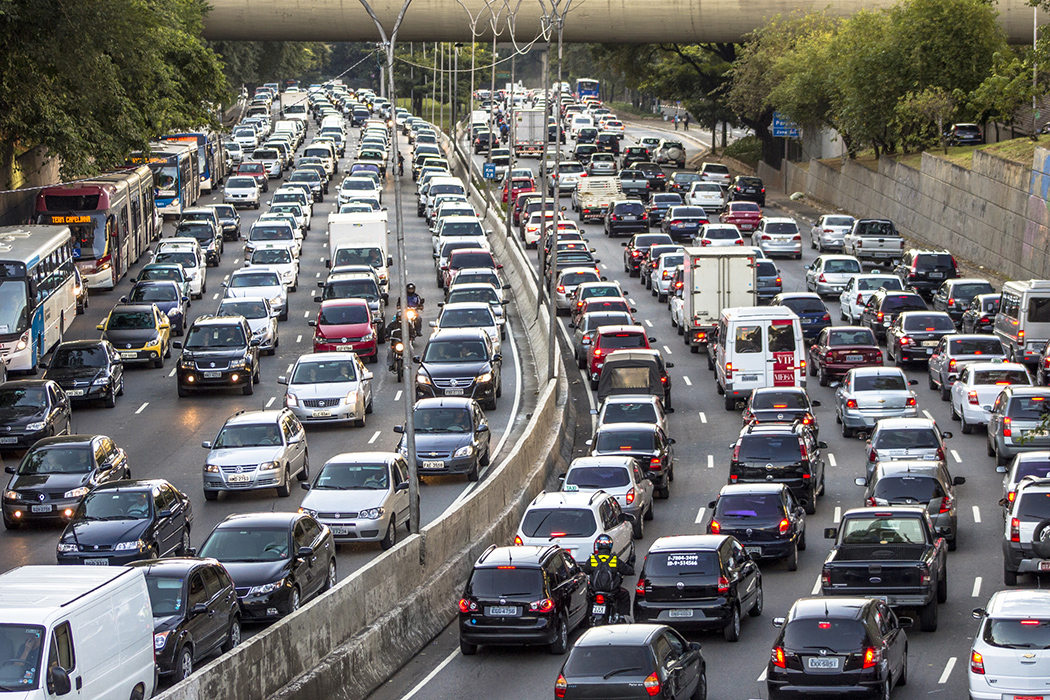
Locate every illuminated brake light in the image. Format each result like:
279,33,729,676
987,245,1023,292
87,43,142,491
971,650,985,674
1021,620,1043,625
458,598,473,613
529,598,556,613
513,535,523,546
862,646,880,669
710,519,721,534
717,576,729,594
779,518,790,534
772,646,787,668
725,362,733,380
846,399,858,409
939,493,953,514
635,578,647,596
968,391,979,405
906,396,917,407
949,358,957,371
1004,417,1012,437
1009,490,1017,502
625,487,636,504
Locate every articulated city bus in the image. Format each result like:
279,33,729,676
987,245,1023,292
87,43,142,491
35,165,159,290
128,140,200,219
163,131,226,193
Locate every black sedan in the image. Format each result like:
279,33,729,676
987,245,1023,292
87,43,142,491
588,422,674,499
56,479,192,565
767,597,910,700
131,557,241,681
2,434,129,528
42,340,125,407
195,512,336,621
395,397,491,482
556,624,706,700
886,311,956,364
660,205,709,242
0,380,71,451
707,483,806,569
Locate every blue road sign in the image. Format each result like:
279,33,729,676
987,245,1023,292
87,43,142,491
483,162,496,179
772,112,800,139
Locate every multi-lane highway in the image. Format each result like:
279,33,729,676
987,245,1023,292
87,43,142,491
365,118,1003,700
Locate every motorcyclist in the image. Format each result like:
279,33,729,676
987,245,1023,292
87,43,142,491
386,322,405,377
404,283,423,309
397,152,405,177
580,535,633,620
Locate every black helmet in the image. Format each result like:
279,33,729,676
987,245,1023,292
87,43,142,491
594,534,613,555
406,283,416,294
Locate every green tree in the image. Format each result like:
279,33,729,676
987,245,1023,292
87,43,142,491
895,87,959,153
208,41,331,92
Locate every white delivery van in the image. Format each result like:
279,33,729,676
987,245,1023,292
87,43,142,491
327,212,392,294
995,279,1050,366
714,306,806,411
0,566,154,700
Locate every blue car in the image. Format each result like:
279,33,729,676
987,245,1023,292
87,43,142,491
120,281,190,336
661,205,709,242
772,292,831,341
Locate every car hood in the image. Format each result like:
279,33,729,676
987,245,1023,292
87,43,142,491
413,432,474,452
43,367,107,384
0,406,46,425
207,447,286,467
220,559,292,589
301,488,388,513
289,380,359,400
152,614,184,634
419,361,490,380
63,518,149,547
103,329,159,346
244,317,272,335
9,472,91,492
316,321,372,338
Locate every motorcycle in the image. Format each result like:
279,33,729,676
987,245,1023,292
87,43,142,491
587,589,627,627
403,303,424,337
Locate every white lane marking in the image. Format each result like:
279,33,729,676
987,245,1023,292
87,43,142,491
296,334,302,343
304,311,310,318
707,455,714,469
265,397,276,408
834,506,842,524
223,274,230,281
628,298,636,305
662,345,673,355
401,648,459,700
699,412,707,424
973,505,981,523
394,390,403,401
135,403,148,414
922,409,935,422
316,271,321,278
694,507,706,524
828,453,837,467
972,577,982,598
320,256,325,262
168,367,176,377
951,449,962,463
368,430,381,444
212,293,219,300
644,319,653,328
286,363,293,372
683,376,692,386
811,576,821,595
600,263,607,270
938,657,957,684
756,668,767,682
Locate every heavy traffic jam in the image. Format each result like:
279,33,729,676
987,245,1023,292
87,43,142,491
0,76,1047,700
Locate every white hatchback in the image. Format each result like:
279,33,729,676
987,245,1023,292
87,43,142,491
837,272,905,323
969,589,1050,700
223,176,261,210
515,490,634,565
950,362,1032,433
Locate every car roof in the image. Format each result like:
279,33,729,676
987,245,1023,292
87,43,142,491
414,396,475,410
597,325,646,335
717,483,788,497
872,417,936,430
528,490,609,509
602,394,661,405
54,339,109,351
849,366,907,377
575,624,666,646
567,455,638,470
873,461,946,479
129,557,224,577
111,304,158,315
649,535,728,552
428,328,491,343
1000,386,1050,398
0,380,53,389
474,545,554,568
986,589,1050,617
90,478,172,493
190,315,247,328
25,434,99,449
223,409,287,427
762,217,797,224
217,512,300,528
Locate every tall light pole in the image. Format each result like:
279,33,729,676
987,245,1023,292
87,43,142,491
356,0,420,533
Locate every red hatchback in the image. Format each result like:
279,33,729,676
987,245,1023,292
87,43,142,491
236,162,269,191
720,201,762,234
310,299,378,361
443,249,500,289
502,177,535,203
587,324,652,388
807,325,882,386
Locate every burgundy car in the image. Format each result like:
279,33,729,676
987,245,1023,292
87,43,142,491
720,201,762,234
808,326,883,386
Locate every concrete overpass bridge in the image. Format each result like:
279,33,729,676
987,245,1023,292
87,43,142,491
203,0,1045,44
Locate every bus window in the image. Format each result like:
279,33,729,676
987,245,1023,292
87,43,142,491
0,278,29,334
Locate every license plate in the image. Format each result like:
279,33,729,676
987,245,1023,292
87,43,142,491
922,340,939,347
422,460,444,469
1029,430,1049,439
31,505,52,513
66,389,85,397
202,371,222,378
929,272,944,278
335,345,354,351
623,215,636,220
873,252,890,258
1011,696,1046,700
330,525,351,536
227,474,252,483
745,546,762,556
120,351,137,359
313,410,332,417
591,604,606,615
668,609,694,618
83,559,109,566
444,388,465,396
846,355,864,362
741,374,758,382
807,657,840,669
487,606,519,617
0,437,15,445
741,224,754,230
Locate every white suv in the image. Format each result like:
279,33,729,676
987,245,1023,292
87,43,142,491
152,240,206,299
969,589,1050,699
515,490,635,565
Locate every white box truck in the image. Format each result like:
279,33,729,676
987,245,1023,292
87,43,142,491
327,212,392,294
0,565,155,700
513,109,546,157
680,247,756,354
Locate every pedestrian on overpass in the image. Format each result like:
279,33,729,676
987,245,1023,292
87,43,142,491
673,114,678,130
684,114,690,130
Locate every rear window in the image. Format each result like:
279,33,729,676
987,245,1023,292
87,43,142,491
853,374,907,392
823,259,861,274
731,203,761,213
855,221,897,237
857,276,903,292
901,314,955,331
782,298,826,314
872,428,939,449
764,221,799,235
1007,396,1050,419
1017,490,1050,520
881,295,927,313
1014,457,1050,482
973,369,1030,386
583,313,631,331
951,283,994,300
468,568,543,597
839,516,925,544
600,332,647,350
825,216,854,227
983,619,1050,650
828,329,876,346
751,392,808,410
872,475,944,502
736,435,802,462
706,228,738,240
602,401,658,424
1029,297,1050,324
674,207,706,219
703,164,729,175
715,494,784,518
615,203,645,215
949,337,1004,355
595,430,655,452
563,645,654,677
566,466,631,489
520,508,597,538
756,262,778,277
783,619,868,651
915,254,955,270
645,551,719,577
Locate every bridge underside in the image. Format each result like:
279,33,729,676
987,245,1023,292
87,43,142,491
203,0,1043,44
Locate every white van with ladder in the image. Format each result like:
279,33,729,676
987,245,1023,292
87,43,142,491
714,306,806,411
995,279,1050,366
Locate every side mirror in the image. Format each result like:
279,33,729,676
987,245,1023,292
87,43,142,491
621,513,636,524
96,323,105,331
908,379,919,386
898,616,914,629
941,432,953,440
954,476,966,485
854,477,867,487
412,355,421,363
811,399,821,407
38,359,49,370
621,242,628,247
49,666,72,696
158,509,173,519
584,439,593,446
817,441,828,449
772,617,786,628
278,376,288,385
249,337,262,347
749,551,761,562
297,545,314,558
243,260,251,267
4,466,14,474
182,296,189,303
300,482,311,491
630,308,638,313
824,527,838,539
996,466,1008,474
665,362,674,368
829,381,841,388
202,441,213,449
317,281,325,288
393,425,405,433
689,641,701,652
972,607,988,619
668,438,676,444
119,296,129,303
567,322,576,329
396,481,409,492
172,341,182,349
313,295,322,303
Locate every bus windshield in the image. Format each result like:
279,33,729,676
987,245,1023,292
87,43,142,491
0,279,30,335
150,164,179,196
68,216,107,260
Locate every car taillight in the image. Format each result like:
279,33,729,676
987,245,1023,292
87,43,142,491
458,598,475,613
1020,329,1026,343
649,457,662,470
710,519,721,534
919,564,931,586
939,492,953,514
906,396,917,407
857,293,864,304
1004,417,1012,437
971,650,985,675
900,336,911,345
877,312,884,321
717,576,729,594
800,359,807,374
701,239,711,246
779,518,790,534
1012,517,1021,542
949,358,957,371
865,496,876,506
775,277,782,285
725,362,733,380
636,578,647,596
555,674,567,698
735,239,744,245
557,285,565,293
869,447,878,462
862,646,881,669
1009,490,1017,502
530,598,556,613
967,390,979,405
792,235,802,241
771,646,787,669
818,274,827,283
936,446,945,461
948,297,955,308
801,413,813,426
821,568,831,587
625,487,636,504
846,398,858,409
760,234,772,241
799,439,808,460
643,672,661,696
514,535,523,546
631,250,640,257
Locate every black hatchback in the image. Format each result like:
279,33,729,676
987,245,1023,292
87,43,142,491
728,176,766,206
729,423,827,514
894,249,958,298
605,201,650,238
555,624,706,700
42,340,125,408
707,483,806,569
767,597,910,700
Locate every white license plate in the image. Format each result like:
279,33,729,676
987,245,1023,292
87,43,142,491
1028,430,1049,439
807,657,840,669
312,410,332,417
202,371,222,378
668,609,694,618
623,215,636,220
422,460,444,469
487,606,519,617
591,604,606,615
741,224,754,230
227,474,252,483
929,272,944,278
922,340,939,347
120,351,137,359
846,355,864,362
31,505,52,513
0,437,16,445
83,559,109,566
444,388,465,396
740,374,759,382
335,345,354,351
745,546,762,556
330,525,351,536
66,389,85,397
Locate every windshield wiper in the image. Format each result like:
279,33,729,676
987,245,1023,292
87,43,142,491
603,667,644,679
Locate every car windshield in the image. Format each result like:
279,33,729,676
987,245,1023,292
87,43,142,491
949,338,1004,355
751,392,808,410
440,308,494,328
783,619,868,651
422,340,487,363
873,429,939,449
129,285,177,303
447,289,499,306
595,430,654,452
251,226,293,241
219,301,268,320
314,461,388,490
853,374,907,392
214,424,282,448
823,259,861,274
0,387,44,409
154,252,197,268
563,645,655,678
983,619,1050,650
198,527,290,562
646,551,719,577
145,576,185,617
290,360,357,384
857,277,902,291
828,329,876,346
176,223,213,241
873,475,943,502
1008,396,1050,419
107,310,155,330
716,494,785,518
902,314,955,331
231,273,280,288
252,249,293,265
77,491,151,521
414,408,472,433
318,304,370,325
141,267,184,283
226,178,256,188
17,446,93,475
50,346,108,368
184,324,246,348
0,625,45,689
973,369,1029,386
840,516,925,544
520,507,597,538
468,568,543,597
566,466,631,489
440,222,484,237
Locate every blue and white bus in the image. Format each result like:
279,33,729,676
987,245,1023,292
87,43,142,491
163,131,226,193
128,141,200,219
575,78,600,101
0,225,77,372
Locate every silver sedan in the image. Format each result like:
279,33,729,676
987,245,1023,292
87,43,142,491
278,353,374,427
834,366,920,438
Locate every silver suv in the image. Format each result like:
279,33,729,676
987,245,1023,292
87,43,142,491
202,409,309,500
987,386,1050,467
1001,477,1050,585
863,417,951,483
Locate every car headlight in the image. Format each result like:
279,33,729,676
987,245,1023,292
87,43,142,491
230,359,247,370
286,392,298,407
179,357,195,369
57,543,79,554
149,335,161,348
63,487,90,499
416,374,431,385
477,372,493,383
297,507,317,517
25,421,45,431
359,507,384,520
454,445,474,458
91,377,109,386
204,464,220,473
361,332,374,343
343,391,358,405
166,308,180,317
270,297,283,308
258,461,279,471
248,579,286,596
114,539,146,551
3,491,20,501
154,631,171,650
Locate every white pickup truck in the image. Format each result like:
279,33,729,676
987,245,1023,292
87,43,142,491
571,176,623,223
843,218,905,266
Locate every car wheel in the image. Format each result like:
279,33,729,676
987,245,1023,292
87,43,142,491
322,559,337,592
918,599,938,632
297,452,310,481
174,645,193,682
841,420,854,438
749,583,764,617
898,645,908,686
460,639,478,656
549,615,569,655
3,517,21,531
286,585,301,615
220,617,241,654
723,605,741,642
104,387,116,408
691,671,708,700
988,436,997,456
276,467,291,497
724,395,735,411
178,529,191,556
242,377,254,395
818,366,830,387
644,503,654,521
928,371,938,390
961,412,973,434
1005,565,1018,586
632,513,644,539
117,377,124,396
798,529,807,551
178,383,190,398
203,489,218,502
786,543,798,571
